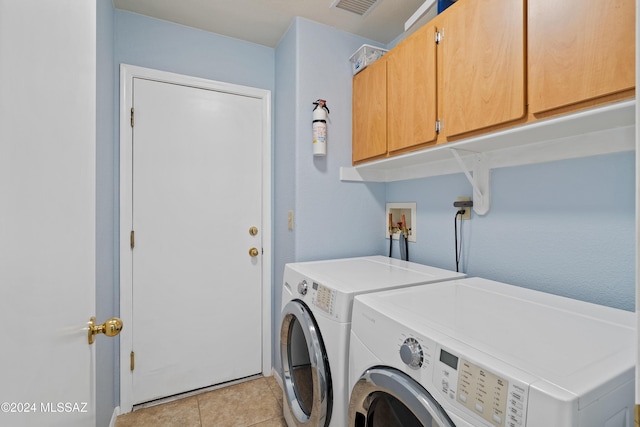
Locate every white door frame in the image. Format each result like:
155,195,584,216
119,64,272,412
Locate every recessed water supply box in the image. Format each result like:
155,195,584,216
386,202,416,242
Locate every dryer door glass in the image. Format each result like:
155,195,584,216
289,317,313,415
281,300,332,427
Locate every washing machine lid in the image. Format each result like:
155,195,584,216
354,277,635,404
285,256,464,295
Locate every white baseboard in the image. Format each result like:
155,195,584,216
109,406,121,427
271,367,283,390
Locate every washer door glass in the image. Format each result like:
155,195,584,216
349,368,455,427
367,392,424,427
281,300,332,427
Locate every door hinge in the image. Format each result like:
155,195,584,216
130,107,135,127
436,119,442,134
130,351,135,371
130,230,135,249
435,30,442,44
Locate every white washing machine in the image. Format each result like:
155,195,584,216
348,277,636,427
279,256,465,427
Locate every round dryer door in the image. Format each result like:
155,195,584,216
280,300,332,427
349,368,456,427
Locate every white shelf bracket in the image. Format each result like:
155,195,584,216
450,148,491,215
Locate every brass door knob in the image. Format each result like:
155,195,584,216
88,316,123,345
249,247,259,257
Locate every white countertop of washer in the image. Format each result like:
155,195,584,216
353,277,635,403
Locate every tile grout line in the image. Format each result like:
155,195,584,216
115,375,284,427
196,393,203,427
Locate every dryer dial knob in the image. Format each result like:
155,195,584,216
297,280,308,295
400,338,423,368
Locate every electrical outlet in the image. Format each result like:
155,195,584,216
455,197,472,220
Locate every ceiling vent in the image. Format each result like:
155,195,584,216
330,0,382,16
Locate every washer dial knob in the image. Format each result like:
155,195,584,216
297,280,308,295
400,338,423,368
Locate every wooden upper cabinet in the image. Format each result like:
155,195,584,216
387,25,438,153
352,58,387,164
439,0,526,138
351,0,635,166
528,0,635,114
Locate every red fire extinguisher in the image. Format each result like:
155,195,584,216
312,99,329,156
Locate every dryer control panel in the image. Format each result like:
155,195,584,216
311,281,336,315
433,347,528,427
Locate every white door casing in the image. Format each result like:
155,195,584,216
119,65,272,411
0,1,97,426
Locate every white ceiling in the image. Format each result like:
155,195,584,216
112,0,431,48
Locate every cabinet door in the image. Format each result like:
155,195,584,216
387,25,437,153
529,0,635,114
352,59,387,164
440,0,526,137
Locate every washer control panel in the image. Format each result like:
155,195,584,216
311,281,335,315
433,347,528,427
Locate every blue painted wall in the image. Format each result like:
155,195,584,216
114,11,275,91
96,1,116,426
294,18,386,264
273,17,386,374
273,20,297,370
386,151,635,311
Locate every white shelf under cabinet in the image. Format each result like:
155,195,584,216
341,100,636,183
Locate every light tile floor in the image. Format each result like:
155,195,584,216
115,376,285,427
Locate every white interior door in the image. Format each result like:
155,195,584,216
0,1,97,426
123,73,268,406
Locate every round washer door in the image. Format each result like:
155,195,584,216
280,299,332,427
349,368,456,427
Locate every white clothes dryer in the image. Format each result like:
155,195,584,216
348,277,636,427
279,256,465,427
